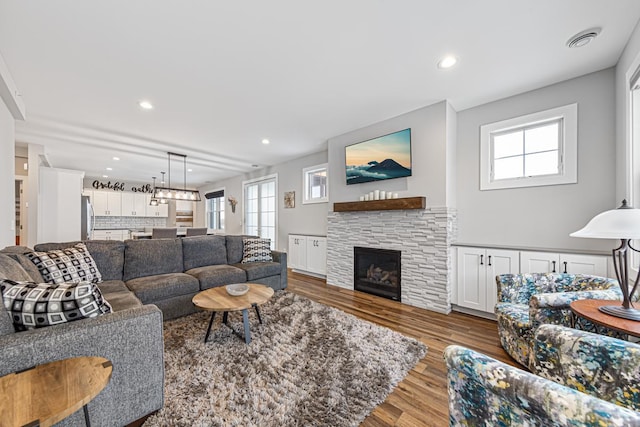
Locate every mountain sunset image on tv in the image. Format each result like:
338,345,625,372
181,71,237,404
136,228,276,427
345,128,412,185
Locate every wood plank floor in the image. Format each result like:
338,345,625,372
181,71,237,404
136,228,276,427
287,271,518,427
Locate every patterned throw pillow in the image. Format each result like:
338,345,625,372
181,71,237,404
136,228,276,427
0,279,112,331
241,238,273,263
27,243,102,284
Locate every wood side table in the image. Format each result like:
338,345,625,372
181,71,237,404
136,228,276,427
0,356,112,427
570,299,640,338
193,283,275,344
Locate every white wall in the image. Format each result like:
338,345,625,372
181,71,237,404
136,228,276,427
328,101,449,207
616,19,640,203
456,68,616,252
0,100,15,247
196,150,329,252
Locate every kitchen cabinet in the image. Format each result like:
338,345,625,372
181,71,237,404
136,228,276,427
121,193,148,216
520,251,608,276
92,191,122,217
92,229,129,241
288,234,327,276
145,195,169,217
456,247,519,313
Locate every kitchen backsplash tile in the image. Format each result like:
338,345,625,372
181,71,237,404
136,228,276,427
94,216,167,230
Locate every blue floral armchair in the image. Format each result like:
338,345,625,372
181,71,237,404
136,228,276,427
494,273,621,368
445,325,640,426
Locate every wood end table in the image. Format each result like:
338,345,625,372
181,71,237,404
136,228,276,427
570,299,640,339
0,356,112,427
192,283,275,344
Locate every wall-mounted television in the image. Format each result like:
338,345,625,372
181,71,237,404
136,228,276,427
345,128,412,185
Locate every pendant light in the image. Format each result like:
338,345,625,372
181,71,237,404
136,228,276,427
153,152,201,202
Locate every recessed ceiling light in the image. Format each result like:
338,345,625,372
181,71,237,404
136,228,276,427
261,139,270,145
106,167,113,171
566,28,601,48
138,100,154,110
102,175,108,178
113,157,120,161
437,55,458,69
188,169,193,172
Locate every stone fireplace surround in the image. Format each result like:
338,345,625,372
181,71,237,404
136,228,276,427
327,207,456,314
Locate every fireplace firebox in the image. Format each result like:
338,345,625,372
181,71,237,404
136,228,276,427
353,247,401,301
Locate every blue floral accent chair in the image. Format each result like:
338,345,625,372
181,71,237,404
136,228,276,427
445,325,640,426
495,273,621,368
533,324,640,412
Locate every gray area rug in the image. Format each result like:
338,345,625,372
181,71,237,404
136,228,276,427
144,291,427,427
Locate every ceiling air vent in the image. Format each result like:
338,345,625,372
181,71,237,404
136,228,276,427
566,28,601,48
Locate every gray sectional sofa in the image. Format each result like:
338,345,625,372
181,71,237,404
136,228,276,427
0,234,287,426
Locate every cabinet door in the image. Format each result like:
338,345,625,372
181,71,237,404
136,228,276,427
121,193,136,216
106,192,122,216
92,191,110,216
486,250,520,312
560,254,608,276
306,237,327,275
520,251,560,274
456,248,487,311
288,235,307,270
157,202,169,217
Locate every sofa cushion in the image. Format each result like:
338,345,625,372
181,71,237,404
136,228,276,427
27,243,102,284
34,240,126,281
0,301,13,336
98,280,129,294
126,273,199,304
0,254,33,282
123,239,184,281
226,235,257,264
241,238,273,263
102,290,143,312
186,265,247,290
182,235,227,270
0,279,112,331
232,262,281,281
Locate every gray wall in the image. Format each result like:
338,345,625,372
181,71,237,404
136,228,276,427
328,101,451,207
196,150,329,252
0,99,14,247
456,68,616,252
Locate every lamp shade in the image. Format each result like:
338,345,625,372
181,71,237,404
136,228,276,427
571,201,640,239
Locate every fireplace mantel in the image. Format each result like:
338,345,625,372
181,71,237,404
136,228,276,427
333,196,425,212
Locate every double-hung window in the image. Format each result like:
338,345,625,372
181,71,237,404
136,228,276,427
480,104,577,190
205,189,225,231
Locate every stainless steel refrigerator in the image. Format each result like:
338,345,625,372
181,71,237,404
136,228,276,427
80,195,94,240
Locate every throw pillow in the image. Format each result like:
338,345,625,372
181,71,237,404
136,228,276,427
27,243,102,284
0,279,112,331
241,238,273,263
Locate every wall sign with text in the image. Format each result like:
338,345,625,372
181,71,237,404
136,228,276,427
90,180,154,194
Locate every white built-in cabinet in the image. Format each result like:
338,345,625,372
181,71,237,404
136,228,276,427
454,245,611,315
520,251,607,277
121,193,148,216
456,247,519,313
288,234,327,276
91,191,122,217
85,190,168,218
146,197,169,217
39,167,85,243
92,229,130,240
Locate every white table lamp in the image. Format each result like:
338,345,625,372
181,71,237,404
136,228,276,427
570,200,640,320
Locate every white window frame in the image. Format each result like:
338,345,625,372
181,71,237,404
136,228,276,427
480,103,578,190
205,187,225,232
302,163,328,204
242,173,278,249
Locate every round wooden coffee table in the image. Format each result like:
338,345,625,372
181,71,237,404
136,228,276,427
0,356,112,427
192,283,275,344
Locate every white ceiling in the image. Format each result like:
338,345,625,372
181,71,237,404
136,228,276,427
1,1,639,187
